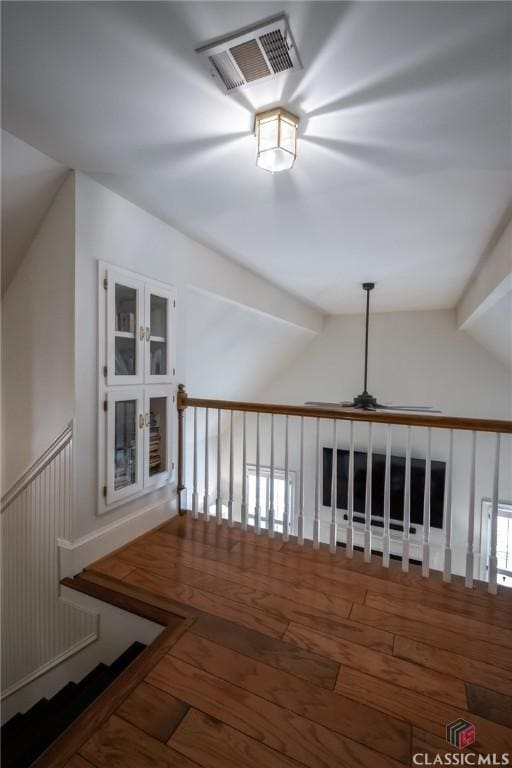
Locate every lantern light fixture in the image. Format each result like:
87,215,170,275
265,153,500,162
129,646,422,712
254,108,299,173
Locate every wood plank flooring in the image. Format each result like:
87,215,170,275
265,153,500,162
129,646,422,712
60,514,512,768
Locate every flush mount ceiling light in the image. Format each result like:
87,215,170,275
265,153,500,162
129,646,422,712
254,108,299,173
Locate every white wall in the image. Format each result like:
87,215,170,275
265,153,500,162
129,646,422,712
73,173,320,538
464,291,512,371
1,174,75,492
185,286,316,400
204,310,511,579
264,310,512,418
1,130,68,294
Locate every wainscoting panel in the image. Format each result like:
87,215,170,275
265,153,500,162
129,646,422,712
1,429,98,698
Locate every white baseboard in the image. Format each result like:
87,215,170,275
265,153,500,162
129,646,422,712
58,497,177,577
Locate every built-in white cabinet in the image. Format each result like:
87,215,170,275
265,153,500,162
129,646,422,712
99,263,177,511
105,267,176,386
105,387,174,506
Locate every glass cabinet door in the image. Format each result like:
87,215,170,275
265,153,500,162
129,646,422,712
143,389,172,488
106,269,144,386
106,389,143,504
144,284,176,383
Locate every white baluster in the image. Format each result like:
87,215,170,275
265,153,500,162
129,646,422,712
364,422,373,562
383,424,391,568
488,433,501,595
268,413,275,538
313,418,320,549
443,430,454,582
346,421,355,558
255,412,261,534
402,426,411,571
241,412,247,530
422,428,431,578
216,409,222,525
228,410,234,528
192,407,199,519
283,415,290,542
330,419,337,554
203,408,209,520
298,417,304,545
465,430,477,588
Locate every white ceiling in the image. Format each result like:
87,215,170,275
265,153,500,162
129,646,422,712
2,1,511,313
1,131,68,291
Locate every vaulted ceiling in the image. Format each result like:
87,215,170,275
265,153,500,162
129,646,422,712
2,1,511,312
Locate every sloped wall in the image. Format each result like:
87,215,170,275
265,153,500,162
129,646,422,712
1,173,75,493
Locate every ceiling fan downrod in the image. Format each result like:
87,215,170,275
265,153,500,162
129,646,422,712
352,282,378,410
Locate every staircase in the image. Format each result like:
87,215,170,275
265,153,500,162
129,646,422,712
1,641,146,768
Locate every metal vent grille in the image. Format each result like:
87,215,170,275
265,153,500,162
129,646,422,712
196,14,302,94
259,30,294,73
208,52,244,91
230,40,271,82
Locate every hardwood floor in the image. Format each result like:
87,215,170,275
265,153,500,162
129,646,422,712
58,515,512,768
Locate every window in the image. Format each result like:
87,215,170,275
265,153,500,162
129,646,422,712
483,500,512,588
497,504,512,587
247,465,294,533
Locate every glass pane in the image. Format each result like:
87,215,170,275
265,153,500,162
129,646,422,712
115,337,136,375
150,294,168,376
115,284,136,332
115,284,137,376
280,118,296,154
497,514,512,572
114,400,137,490
258,116,279,151
149,397,167,476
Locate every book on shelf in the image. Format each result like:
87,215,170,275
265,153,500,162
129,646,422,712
116,312,135,333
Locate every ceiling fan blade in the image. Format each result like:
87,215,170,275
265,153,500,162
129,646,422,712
377,404,442,413
305,401,353,408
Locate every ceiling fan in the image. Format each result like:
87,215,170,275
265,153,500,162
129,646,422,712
306,282,441,413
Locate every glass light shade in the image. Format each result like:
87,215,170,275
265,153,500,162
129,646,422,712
255,108,299,173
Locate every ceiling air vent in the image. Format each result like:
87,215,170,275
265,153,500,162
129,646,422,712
196,14,301,93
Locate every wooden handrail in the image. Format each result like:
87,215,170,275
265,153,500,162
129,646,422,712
177,389,512,434
1,421,73,511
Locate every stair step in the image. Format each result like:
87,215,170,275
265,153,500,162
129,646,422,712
1,700,49,768
109,641,146,675
76,662,109,690
48,681,78,711
0,713,23,741
14,668,116,768
1,642,147,768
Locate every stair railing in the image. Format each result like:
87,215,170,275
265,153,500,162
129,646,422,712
1,422,97,698
176,385,512,594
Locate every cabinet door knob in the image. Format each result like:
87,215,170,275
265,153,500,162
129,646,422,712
145,413,150,426
139,325,145,341
139,413,144,429
146,326,150,342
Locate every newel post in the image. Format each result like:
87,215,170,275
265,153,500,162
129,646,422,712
177,383,188,515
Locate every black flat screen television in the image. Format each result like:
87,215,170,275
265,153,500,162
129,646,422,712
322,448,446,529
